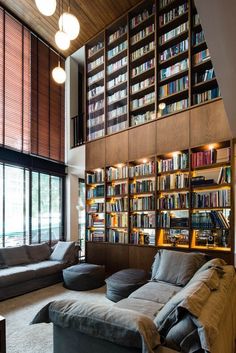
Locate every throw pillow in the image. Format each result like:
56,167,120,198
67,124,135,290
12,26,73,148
50,241,75,262
151,251,162,279
0,245,30,266
0,252,8,269
26,243,51,262
153,250,206,286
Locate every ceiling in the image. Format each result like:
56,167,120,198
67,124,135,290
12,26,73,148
0,0,140,57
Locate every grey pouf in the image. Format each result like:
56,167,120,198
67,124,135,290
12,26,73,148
105,268,149,302
63,263,105,291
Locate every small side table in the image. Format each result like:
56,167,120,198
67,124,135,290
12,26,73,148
0,316,6,353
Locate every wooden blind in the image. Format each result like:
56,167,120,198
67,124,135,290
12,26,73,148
31,34,65,163
0,9,31,153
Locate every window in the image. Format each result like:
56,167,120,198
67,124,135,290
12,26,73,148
78,179,85,261
0,162,64,247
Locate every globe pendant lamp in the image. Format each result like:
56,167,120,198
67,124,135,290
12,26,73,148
52,61,66,84
59,11,80,40
35,0,57,16
55,30,70,51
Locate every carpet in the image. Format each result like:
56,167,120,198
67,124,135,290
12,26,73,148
0,283,112,353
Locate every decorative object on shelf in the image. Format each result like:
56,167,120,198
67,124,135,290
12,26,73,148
35,0,57,16
52,59,66,84
59,0,80,40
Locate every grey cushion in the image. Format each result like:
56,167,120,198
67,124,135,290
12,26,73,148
0,245,30,266
63,263,105,291
115,298,164,319
26,243,51,262
0,266,36,288
153,250,206,286
26,261,66,277
50,241,75,262
151,251,162,279
105,269,148,302
129,281,181,305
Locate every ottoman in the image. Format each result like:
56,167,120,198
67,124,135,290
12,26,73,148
63,263,105,291
105,268,149,302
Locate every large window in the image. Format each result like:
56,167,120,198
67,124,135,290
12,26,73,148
0,163,64,247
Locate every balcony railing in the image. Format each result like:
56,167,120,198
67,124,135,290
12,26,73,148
71,114,85,148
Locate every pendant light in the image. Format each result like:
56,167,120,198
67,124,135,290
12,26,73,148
52,59,66,84
55,0,70,51
58,0,80,40
35,0,57,16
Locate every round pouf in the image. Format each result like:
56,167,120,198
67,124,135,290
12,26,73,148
63,263,105,291
105,268,148,302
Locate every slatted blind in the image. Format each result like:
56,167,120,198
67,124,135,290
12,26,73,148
0,9,31,153
31,34,65,163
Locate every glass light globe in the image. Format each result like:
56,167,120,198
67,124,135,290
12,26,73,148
158,102,166,110
55,30,70,51
59,12,80,40
35,0,57,16
52,65,66,84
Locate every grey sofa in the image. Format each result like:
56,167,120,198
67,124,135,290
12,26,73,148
32,250,236,353
0,241,77,301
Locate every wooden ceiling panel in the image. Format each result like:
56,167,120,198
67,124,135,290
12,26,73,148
0,0,141,56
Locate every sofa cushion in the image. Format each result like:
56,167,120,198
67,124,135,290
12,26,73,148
0,266,36,288
50,241,75,262
0,245,30,266
187,267,221,290
26,243,51,262
129,281,181,305
151,251,162,280
26,261,66,277
153,250,206,286
115,298,164,319
0,252,7,269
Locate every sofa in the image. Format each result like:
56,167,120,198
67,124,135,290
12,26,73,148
32,250,236,353
0,241,77,301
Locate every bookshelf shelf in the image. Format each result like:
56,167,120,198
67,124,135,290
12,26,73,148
107,48,128,64
159,11,189,32
87,62,104,75
130,13,155,32
131,31,155,48
192,78,217,90
108,32,127,47
88,47,104,61
107,96,128,107
159,50,188,67
107,80,128,93
158,187,190,193
131,49,155,65
131,100,155,113
159,30,189,50
131,83,155,97
159,88,189,102
192,184,230,191
131,66,155,81
191,161,230,171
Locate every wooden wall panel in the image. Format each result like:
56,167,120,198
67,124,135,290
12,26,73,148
105,130,128,166
156,111,190,154
86,139,105,170
106,244,129,274
129,246,157,272
190,100,232,147
128,121,156,160
86,242,107,266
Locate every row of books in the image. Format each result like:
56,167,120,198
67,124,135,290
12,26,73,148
157,213,189,228
130,180,155,193
131,76,155,94
88,85,104,100
159,3,188,27
159,22,188,45
160,58,188,81
193,14,200,26
192,211,230,229
160,39,188,62
131,92,155,110
131,110,155,126
108,25,127,45
88,70,104,86
194,68,215,84
157,152,189,172
193,88,220,104
87,213,105,228
107,229,128,243
107,198,128,212
88,99,104,114
129,161,155,177
87,114,104,128
130,231,155,245
159,75,189,98
192,190,231,208
88,55,104,72
157,173,189,190
107,57,127,75
87,170,104,184
161,98,188,115
87,202,104,213
107,166,128,181
88,42,103,59
87,230,105,242
131,24,155,46
130,7,155,30
193,49,210,65
107,183,127,196
158,193,190,209
130,213,155,228
191,147,230,168
107,213,128,227
107,88,127,105
159,0,175,10
107,41,127,60
87,128,105,141
107,72,127,90
192,30,205,46
131,41,155,62
130,196,155,211
87,185,105,199
131,59,155,78
107,119,127,135
108,105,127,120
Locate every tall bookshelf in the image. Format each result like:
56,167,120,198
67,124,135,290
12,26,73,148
86,140,233,260
85,0,220,141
